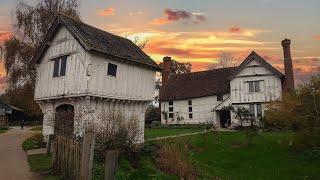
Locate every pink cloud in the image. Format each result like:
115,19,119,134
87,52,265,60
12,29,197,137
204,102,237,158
151,9,206,25
229,26,241,33
97,7,115,16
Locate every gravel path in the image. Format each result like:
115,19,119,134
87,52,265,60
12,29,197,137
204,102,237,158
0,126,37,180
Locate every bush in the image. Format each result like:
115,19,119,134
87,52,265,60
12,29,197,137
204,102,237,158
264,75,320,156
145,105,160,126
156,141,197,179
22,133,46,151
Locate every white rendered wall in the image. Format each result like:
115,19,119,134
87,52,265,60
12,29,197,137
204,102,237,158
160,95,229,125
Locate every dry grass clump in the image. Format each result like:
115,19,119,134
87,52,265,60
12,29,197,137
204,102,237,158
156,141,197,179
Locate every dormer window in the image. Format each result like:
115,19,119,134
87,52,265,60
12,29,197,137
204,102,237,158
107,63,117,76
53,56,67,77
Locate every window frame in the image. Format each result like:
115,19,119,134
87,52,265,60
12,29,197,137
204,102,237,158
248,81,261,92
168,101,174,119
217,94,223,101
107,63,118,77
53,55,68,77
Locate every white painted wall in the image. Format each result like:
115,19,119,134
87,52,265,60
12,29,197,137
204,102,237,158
35,26,88,100
38,98,149,143
230,59,282,104
87,53,156,101
161,94,229,124
35,26,157,102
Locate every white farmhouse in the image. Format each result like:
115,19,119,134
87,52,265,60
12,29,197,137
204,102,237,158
160,39,295,127
33,14,160,142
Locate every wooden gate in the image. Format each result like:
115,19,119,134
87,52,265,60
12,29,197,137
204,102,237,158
52,131,95,180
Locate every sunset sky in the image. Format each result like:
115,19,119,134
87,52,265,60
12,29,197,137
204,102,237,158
0,0,319,92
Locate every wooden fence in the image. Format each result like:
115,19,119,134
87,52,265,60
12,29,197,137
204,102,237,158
52,131,95,180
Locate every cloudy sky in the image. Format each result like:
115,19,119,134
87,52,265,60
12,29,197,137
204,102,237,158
0,0,319,92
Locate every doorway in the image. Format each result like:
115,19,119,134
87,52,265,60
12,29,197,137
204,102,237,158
219,110,231,128
55,104,74,137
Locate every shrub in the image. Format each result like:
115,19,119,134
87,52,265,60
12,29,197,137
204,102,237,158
22,133,46,151
264,75,320,156
145,105,160,126
156,141,197,179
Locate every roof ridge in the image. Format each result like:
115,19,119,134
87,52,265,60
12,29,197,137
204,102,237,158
170,66,238,77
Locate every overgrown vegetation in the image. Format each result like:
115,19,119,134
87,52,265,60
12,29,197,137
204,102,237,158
114,131,320,179
264,75,320,158
22,133,46,151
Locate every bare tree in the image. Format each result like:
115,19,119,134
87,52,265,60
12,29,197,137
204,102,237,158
208,51,237,69
125,35,149,49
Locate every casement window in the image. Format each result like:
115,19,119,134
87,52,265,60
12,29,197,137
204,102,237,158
248,81,261,92
249,103,263,118
53,56,67,77
256,104,262,118
107,63,117,76
188,100,193,119
217,94,223,101
168,101,174,118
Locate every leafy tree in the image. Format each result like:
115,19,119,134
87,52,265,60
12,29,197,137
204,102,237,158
1,0,80,119
264,74,320,155
145,105,160,125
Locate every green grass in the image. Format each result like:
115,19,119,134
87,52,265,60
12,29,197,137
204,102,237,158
117,130,320,179
0,126,9,134
145,127,203,139
22,133,46,151
27,154,60,180
28,154,52,172
30,126,43,132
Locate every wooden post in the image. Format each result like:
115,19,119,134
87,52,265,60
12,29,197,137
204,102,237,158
104,150,119,180
80,131,96,180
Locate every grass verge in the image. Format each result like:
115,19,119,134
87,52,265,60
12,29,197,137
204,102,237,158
0,126,9,134
22,133,46,151
30,126,43,132
27,154,60,180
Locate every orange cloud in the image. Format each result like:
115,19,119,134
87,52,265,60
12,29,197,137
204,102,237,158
97,7,115,16
0,31,12,45
312,35,320,40
151,18,171,25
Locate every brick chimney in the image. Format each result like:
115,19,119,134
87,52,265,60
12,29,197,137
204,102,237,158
281,38,295,91
162,56,172,85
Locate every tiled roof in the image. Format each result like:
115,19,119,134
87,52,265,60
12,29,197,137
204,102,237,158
159,67,238,101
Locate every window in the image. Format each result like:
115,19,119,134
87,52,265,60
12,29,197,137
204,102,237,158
249,104,263,119
168,101,174,118
249,104,255,117
248,81,261,92
107,63,117,76
188,100,193,119
217,94,223,101
256,104,262,118
53,56,67,77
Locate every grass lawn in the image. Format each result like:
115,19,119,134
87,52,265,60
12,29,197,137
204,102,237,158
144,127,204,139
119,131,320,179
30,126,43,132
27,154,60,180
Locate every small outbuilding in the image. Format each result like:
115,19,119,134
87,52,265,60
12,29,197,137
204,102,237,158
0,102,24,125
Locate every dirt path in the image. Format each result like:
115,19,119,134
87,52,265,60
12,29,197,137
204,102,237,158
0,126,37,180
